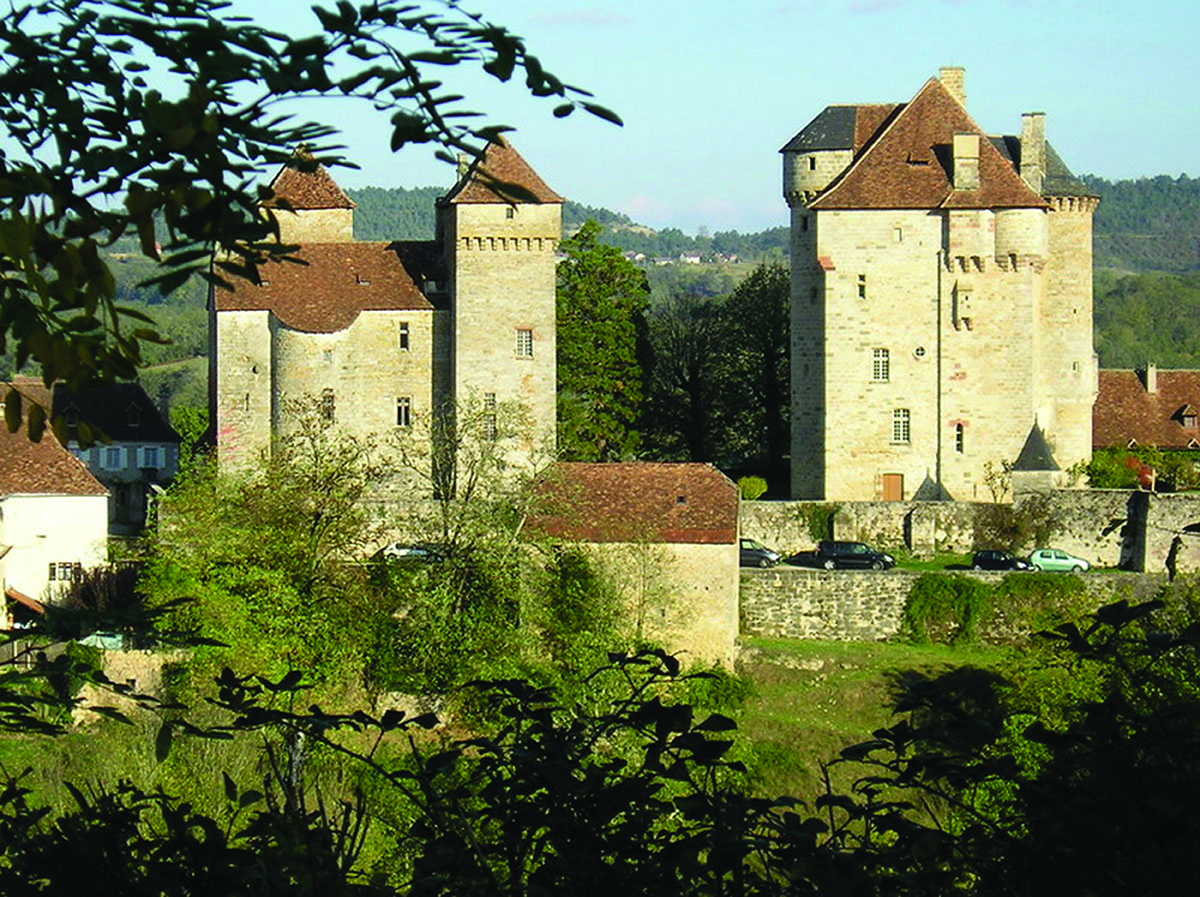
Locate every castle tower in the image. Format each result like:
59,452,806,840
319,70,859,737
780,68,1097,501
437,139,562,457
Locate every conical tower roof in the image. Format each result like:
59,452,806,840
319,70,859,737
442,137,562,205
1012,423,1060,471
264,152,357,210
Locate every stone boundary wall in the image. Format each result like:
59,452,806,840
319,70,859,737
740,490,1200,574
739,568,1166,642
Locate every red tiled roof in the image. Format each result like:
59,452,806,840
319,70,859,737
1094,370,1200,449
853,104,902,154
214,241,441,333
812,78,1046,211
0,386,108,496
443,138,563,205
5,587,45,616
527,462,738,545
263,157,356,210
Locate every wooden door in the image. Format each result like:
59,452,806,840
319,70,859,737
882,473,904,502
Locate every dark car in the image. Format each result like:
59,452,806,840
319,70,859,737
815,540,895,570
971,549,1031,571
740,538,781,568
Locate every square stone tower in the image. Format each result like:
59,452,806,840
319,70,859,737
780,68,1098,501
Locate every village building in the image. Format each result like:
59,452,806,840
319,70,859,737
10,378,180,533
1094,364,1200,452
782,67,1098,501
209,139,561,473
527,462,741,670
0,394,108,619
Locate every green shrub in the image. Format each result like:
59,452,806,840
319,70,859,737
797,503,839,543
985,572,1092,639
738,476,768,501
902,574,991,645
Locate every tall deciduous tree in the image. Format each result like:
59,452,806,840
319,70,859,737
642,294,725,461
0,0,617,441
556,219,650,461
720,262,790,473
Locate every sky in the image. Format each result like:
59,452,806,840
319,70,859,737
27,1,1200,235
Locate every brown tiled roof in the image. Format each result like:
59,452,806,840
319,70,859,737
527,462,738,545
811,77,1046,211
0,386,108,496
214,241,441,333
5,587,45,616
853,104,902,154
443,138,563,205
263,156,357,210
1094,370,1200,449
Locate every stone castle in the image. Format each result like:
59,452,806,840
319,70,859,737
782,67,1098,501
209,139,561,468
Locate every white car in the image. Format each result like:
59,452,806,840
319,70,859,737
1028,548,1090,573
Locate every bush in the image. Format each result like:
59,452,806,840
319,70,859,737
737,476,768,501
902,574,991,645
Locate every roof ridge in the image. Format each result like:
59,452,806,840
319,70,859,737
813,78,942,208
813,76,1046,211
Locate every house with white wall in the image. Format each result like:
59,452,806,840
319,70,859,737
0,398,108,621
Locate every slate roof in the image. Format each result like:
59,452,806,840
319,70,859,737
1012,423,1060,471
810,77,1046,211
527,463,738,545
12,378,180,444
0,387,108,496
1094,370,1200,449
263,156,357,210
213,241,443,333
442,137,563,205
779,104,901,155
989,136,1097,198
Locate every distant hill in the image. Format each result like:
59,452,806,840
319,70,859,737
1083,173,1200,272
345,187,788,261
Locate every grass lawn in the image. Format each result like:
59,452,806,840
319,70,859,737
735,637,1007,803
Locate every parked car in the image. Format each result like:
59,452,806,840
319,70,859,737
971,549,1031,571
1028,548,1090,573
377,542,446,563
740,538,781,568
815,540,895,570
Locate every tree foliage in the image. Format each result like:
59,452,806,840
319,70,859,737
0,0,616,440
640,262,789,484
556,219,650,461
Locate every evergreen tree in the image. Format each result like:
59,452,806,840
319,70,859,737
556,220,651,461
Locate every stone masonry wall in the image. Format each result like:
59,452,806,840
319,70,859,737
740,568,1166,642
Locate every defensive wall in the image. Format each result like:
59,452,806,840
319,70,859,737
739,568,1167,642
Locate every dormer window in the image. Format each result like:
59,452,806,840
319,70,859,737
1187,414,1199,430
1175,404,1199,429
127,404,141,427
65,404,80,427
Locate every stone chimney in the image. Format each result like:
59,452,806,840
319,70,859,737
1020,112,1046,194
952,133,980,191
939,66,966,108
1144,362,1158,394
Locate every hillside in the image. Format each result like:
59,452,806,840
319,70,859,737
1082,173,1200,273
